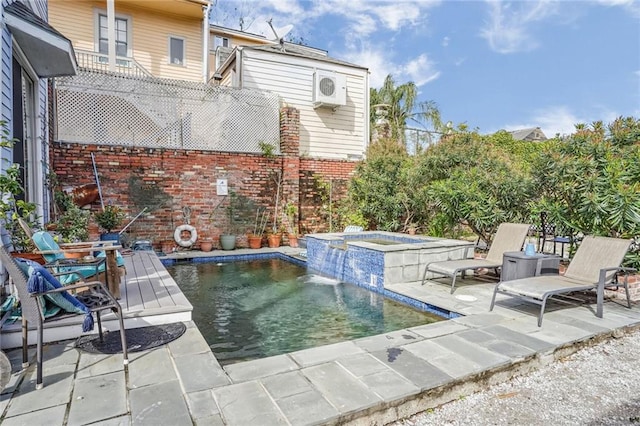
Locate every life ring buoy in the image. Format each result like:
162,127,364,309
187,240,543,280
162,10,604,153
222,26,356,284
174,224,198,247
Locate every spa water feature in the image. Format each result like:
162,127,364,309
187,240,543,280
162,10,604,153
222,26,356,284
306,231,474,292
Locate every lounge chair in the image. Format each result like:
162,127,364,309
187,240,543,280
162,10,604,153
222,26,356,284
490,235,634,326
422,223,531,293
0,245,128,389
30,230,125,286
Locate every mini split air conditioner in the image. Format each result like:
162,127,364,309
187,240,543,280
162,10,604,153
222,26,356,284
313,71,346,109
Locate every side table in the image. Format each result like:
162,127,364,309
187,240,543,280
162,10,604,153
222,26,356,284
501,251,560,281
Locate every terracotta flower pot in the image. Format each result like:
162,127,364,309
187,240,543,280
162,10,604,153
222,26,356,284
267,234,281,248
200,240,213,252
248,234,262,249
287,234,299,248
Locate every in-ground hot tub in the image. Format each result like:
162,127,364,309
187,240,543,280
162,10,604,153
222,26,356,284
306,231,474,291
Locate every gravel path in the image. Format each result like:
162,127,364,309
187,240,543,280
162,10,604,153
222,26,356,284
392,330,640,426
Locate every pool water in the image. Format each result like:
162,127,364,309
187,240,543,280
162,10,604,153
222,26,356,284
167,259,443,364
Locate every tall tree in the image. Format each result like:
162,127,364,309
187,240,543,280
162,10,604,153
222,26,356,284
370,75,442,146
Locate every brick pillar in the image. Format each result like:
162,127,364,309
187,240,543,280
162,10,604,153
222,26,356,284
280,107,300,230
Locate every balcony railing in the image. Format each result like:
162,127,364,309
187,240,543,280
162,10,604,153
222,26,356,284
75,49,153,78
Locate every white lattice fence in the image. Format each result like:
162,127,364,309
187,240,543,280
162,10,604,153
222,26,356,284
55,70,281,153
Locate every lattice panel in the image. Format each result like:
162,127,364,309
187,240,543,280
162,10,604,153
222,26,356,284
55,70,280,153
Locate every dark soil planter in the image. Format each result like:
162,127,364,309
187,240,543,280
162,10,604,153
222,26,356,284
100,232,121,244
220,235,236,251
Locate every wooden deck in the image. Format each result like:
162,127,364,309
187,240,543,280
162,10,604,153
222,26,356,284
0,251,192,349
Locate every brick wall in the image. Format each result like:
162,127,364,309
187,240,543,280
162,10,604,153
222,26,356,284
50,106,358,249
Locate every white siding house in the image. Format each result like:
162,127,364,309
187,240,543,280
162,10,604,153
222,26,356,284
0,0,76,232
218,43,369,160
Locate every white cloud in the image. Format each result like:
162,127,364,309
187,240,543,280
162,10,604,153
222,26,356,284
480,1,559,54
597,0,640,15
442,36,450,47
503,106,582,137
401,54,441,86
342,47,392,88
503,105,627,137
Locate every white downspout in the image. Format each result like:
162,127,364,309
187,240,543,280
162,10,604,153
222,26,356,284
202,2,211,83
107,0,116,72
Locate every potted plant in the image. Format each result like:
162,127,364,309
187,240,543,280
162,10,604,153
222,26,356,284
267,171,283,248
248,208,268,249
94,205,125,243
282,201,299,248
0,121,43,261
219,193,237,250
199,233,213,252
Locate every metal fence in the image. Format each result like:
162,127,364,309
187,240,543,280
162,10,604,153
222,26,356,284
54,70,281,153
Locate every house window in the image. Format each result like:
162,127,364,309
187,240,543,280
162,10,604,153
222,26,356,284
98,14,128,57
169,37,185,66
214,36,229,48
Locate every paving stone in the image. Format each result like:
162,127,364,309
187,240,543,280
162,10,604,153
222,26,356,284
432,334,512,370
128,347,177,388
358,369,420,402
290,341,365,367
409,320,470,339
68,371,127,425
91,415,131,425
186,389,220,419
76,352,125,379
454,328,536,358
506,317,594,345
302,362,381,414
224,354,298,383
130,379,192,424
545,312,618,334
336,353,389,377
452,312,510,328
261,371,339,425
168,326,213,357
195,414,225,426
213,381,288,425
274,388,340,426
353,329,423,352
174,351,231,391
42,342,78,368
371,347,452,390
5,362,75,417
261,370,314,399
480,325,559,353
404,339,484,379
1,404,66,426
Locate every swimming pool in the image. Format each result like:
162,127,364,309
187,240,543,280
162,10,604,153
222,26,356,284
166,258,444,364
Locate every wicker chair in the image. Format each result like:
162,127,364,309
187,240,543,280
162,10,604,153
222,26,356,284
0,245,128,389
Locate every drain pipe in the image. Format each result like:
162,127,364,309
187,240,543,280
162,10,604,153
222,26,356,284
202,1,212,83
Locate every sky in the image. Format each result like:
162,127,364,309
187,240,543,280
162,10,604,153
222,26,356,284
211,0,640,138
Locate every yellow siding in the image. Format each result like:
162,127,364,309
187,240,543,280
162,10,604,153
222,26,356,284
49,1,99,52
49,1,205,82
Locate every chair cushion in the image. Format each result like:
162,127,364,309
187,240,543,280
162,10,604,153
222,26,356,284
32,231,66,263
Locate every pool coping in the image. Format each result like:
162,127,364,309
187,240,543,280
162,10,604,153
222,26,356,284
3,248,640,425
